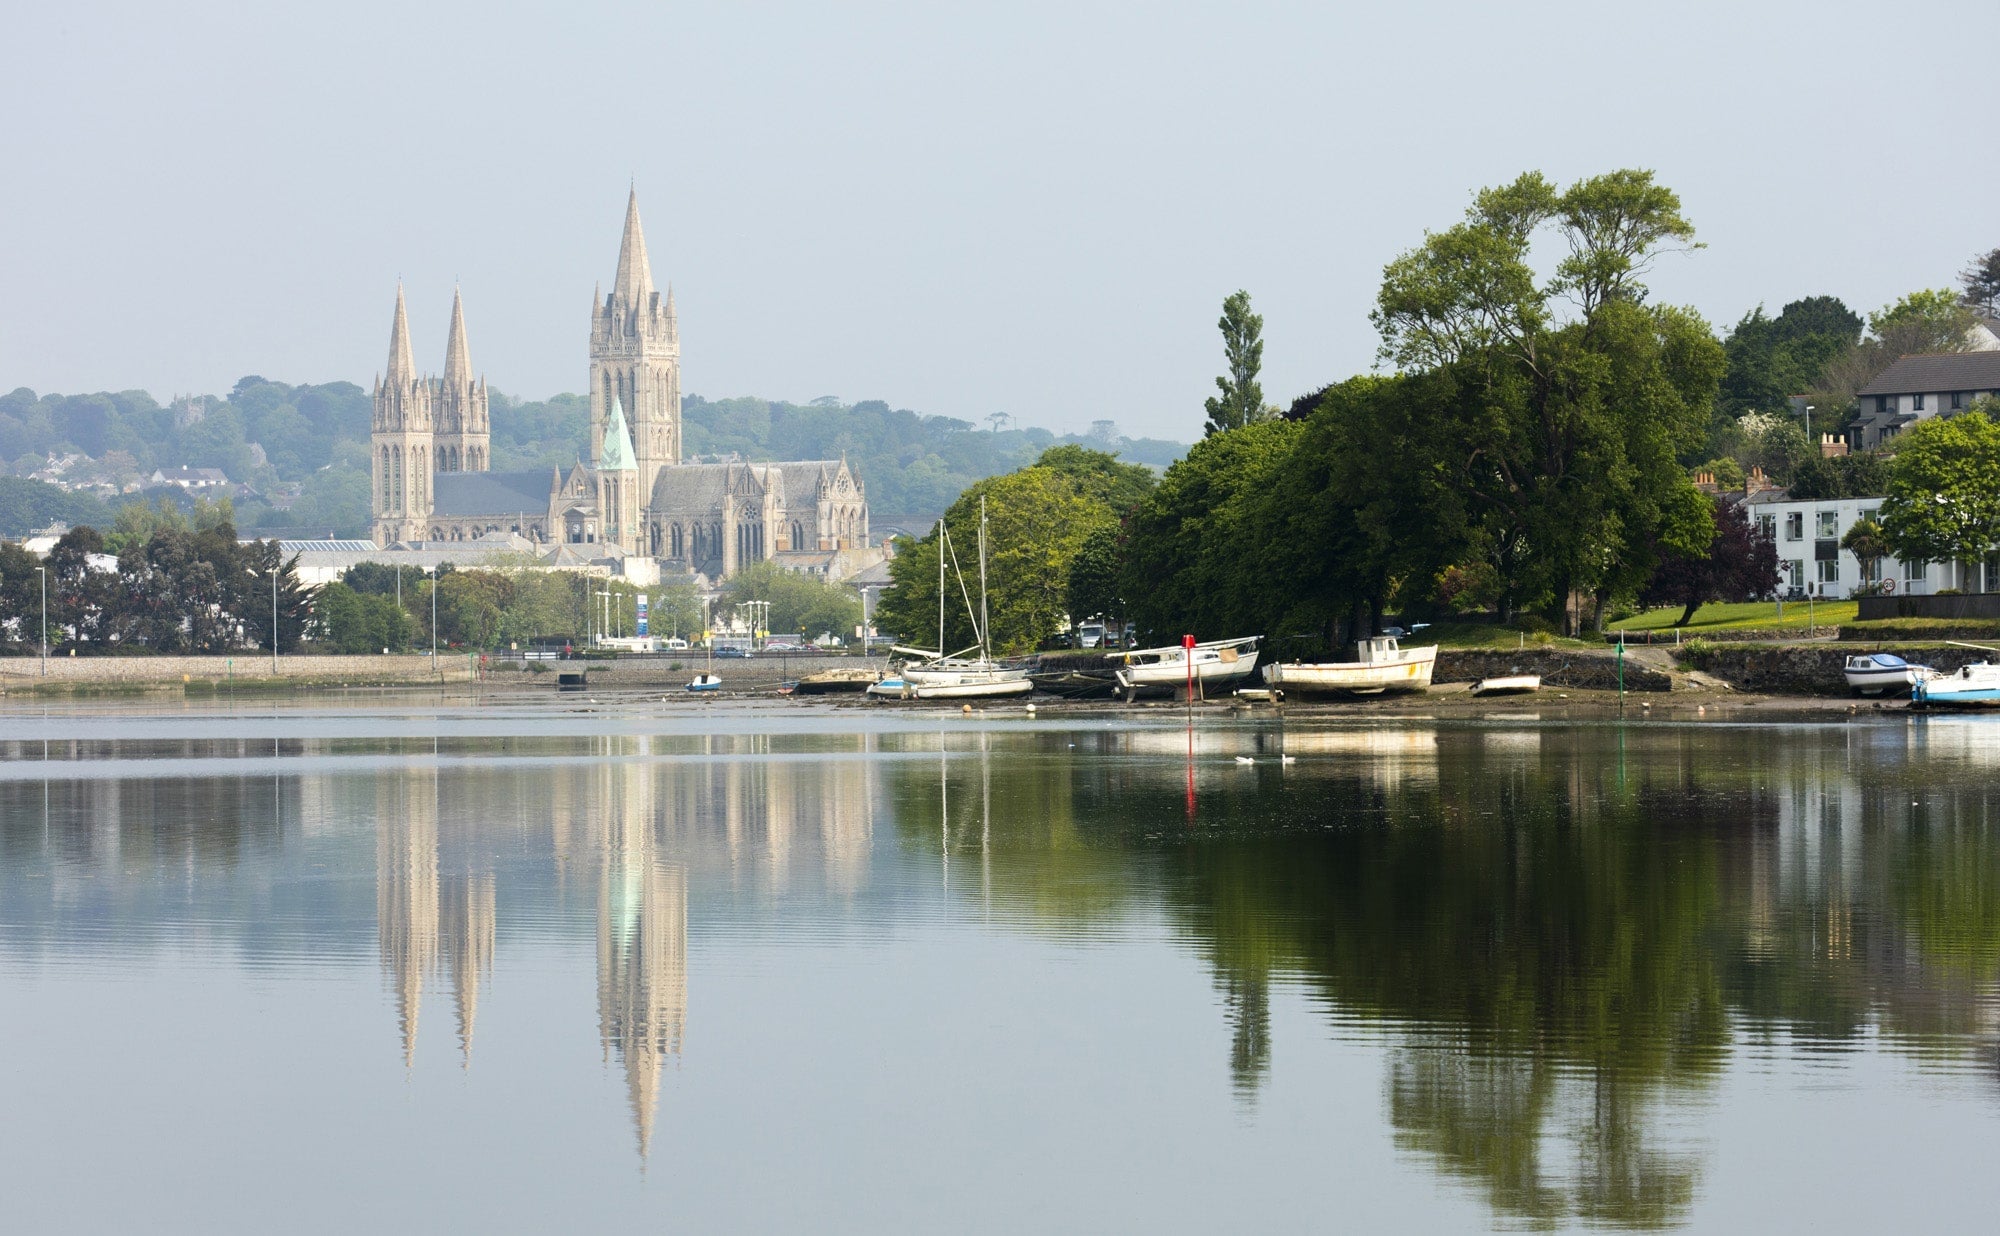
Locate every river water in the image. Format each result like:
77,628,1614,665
2,698,1997,1232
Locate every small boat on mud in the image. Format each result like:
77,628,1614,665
868,671,1032,701
1844,653,1934,697
878,499,1034,703
1472,674,1541,696
1264,635,1437,697
1028,669,1122,700
1112,636,1261,700
1913,657,2000,707
686,673,723,693
793,667,882,695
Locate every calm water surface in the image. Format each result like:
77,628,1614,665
3,698,1999,1232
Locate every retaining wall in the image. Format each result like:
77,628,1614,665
1857,594,2000,621
1679,644,1994,696
0,654,473,685
1433,649,1672,693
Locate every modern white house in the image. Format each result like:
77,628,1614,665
1738,491,1951,598
1849,351,2000,449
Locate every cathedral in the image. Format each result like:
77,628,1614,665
369,190,875,582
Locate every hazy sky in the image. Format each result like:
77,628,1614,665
4,1,1994,442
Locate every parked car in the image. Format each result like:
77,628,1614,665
714,646,751,659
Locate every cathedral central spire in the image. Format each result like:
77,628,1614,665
611,188,655,307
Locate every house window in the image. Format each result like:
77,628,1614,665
1785,512,1804,541
1818,559,1840,584
1952,391,1966,410
1914,393,1926,411
1878,395,1895,415
1787,560,1806,590
1756,514,1776,541
1905,559,1927,582
1817,510,1839,537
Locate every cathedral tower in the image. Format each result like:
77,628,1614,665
433,287,490,474
372,285,434,545
590,189,680,504
596,396,642,554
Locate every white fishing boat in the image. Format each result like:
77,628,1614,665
1472,674,1541,696
1844,653,1934,697
1112,636,1261,700
1263,635,1438,697
685,673,723,693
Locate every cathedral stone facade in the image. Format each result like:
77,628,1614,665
370,190,874,581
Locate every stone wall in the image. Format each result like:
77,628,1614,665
1679,644,1993,696
1434,649,1672,692
0,654,473,685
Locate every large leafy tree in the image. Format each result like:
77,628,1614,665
1962,248,2000,314
1641,496,1779,626
1119,419,1303,641
1717,296,1862,418
1371,169,1722,630
877,466,1115,653
1202,290,1269,436
1878,411,2000,570
1030,444,1156,514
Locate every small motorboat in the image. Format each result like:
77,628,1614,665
1844,652,1934,697
866,676,908,698
686,674,723,693
793,668,882,695
1112,636,1261,700
1472,675,1541,696
1264,636,1438,697
1913,659,2000,707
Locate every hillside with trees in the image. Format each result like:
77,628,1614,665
0,378,1185,539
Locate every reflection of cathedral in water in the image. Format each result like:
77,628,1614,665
375,766,496,1067
364,733,878,1159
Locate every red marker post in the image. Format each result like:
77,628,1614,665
1183,634,1196,705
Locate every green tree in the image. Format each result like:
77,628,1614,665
314,581,414,652
1064,522,1124,626
1878,412,2000,570
877,467,1115,652
1031,444,1156,514
720,559,860,640
1371,169,1721,630
1716,296,1861,418
1202,290,1269,436
1841,515,1891,588
1962,247,2000,314
1120,419,1304,641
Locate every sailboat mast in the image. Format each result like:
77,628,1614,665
979,497,991,662
937,518,945,661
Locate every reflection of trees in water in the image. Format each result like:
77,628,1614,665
890,724,2000,1230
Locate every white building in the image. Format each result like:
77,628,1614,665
1740,491,1976,597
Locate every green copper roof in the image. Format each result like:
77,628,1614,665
599,396,637,472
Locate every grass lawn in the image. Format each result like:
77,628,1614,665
1416,621,1599,651
1608,600,1857,633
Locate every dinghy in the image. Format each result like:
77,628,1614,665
1472,675,1541,696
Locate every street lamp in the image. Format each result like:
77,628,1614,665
271,561,280,674
35,565,46,676
1805,403,1815,445
427,566,438,658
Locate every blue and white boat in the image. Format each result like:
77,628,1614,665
1844,652,1934,697
1913,661,2000,707
686,673,723,693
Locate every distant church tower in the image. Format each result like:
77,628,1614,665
432,287,489,474
597,396,642,553
590,189,680,507
372,285,434,545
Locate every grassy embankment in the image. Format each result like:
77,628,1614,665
1608,601,1858,634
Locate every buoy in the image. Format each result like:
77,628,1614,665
962,704,972,714
1025,703,1036,713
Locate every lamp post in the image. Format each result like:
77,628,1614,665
1805,403,1815,445
271,562,279,674
428,566,438,659
35,565,47,676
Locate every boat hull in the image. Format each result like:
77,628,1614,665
1472,675,1540,696
1264,646,1438,696
1114,646,1261,698
1914,662,2000,707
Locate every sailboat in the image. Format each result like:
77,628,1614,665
686,630,722,692
879,500,1032,701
